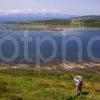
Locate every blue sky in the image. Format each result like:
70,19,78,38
0,0,100,15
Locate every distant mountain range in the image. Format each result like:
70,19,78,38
0,13,75,22
72,15,100,20
0,9,100,22
0,9,76,22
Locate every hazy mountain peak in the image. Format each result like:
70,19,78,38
0,9,66,15
0,9,75,22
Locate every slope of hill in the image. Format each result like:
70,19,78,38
0,67,100,100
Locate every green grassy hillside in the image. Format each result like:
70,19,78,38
0,69,100,100
1,18,100,31
4,18,100,27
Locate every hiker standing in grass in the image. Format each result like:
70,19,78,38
74,75,83,95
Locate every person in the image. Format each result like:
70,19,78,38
74,75,83,95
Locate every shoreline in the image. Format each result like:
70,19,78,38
0,26,100,31
0,61,100,73
0,22,100,31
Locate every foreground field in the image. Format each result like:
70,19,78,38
0,68,100,100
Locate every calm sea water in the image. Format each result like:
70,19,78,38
0,28,100,63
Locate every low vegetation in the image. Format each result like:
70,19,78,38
1,18,100,31
0,68,100,100
3,18,100,27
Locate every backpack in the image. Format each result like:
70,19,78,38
79,80,83,86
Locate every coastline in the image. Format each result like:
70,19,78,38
0,26,100,31
0,20,100,31
0,61,100,73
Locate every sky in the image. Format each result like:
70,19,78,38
0,0,100,15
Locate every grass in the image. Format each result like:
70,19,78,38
0,68,100,100
1,18,100,31
0,26,62,31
